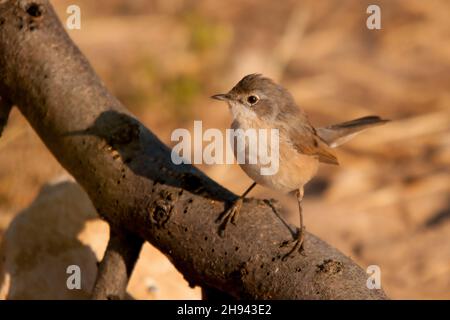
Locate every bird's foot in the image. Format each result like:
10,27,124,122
281,226,306,261
217,198,243,237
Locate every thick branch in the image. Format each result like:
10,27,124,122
92,228,143,300
0,0,387,299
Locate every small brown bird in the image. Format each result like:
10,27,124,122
212,74,388,259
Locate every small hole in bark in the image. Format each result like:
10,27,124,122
117,180,120,185
26,3,43,18
204,236,208,241
184,227,188,232
188,198,193,204
211,248,215,253
178,189,183,196
224,251,227,256
167,231,171,236
260,264,264,269
235,246,239,251
183,208,188,214
271,258,276,262
266,272,270,276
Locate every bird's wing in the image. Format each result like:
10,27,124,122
282,117,339,165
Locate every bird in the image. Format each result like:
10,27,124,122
211,73,389,259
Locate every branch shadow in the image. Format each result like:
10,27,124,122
0,179,99,299
64,110,236,203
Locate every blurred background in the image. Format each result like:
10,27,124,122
0,0,449,299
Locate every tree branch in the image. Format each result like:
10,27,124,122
92,228,143,300
0,0,388,299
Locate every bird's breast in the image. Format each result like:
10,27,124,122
230,119,319,193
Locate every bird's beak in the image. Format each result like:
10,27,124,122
211,93,231,102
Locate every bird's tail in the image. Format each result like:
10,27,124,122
316,116,389,148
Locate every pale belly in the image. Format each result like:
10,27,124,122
230,119,320,193
239,147,319,193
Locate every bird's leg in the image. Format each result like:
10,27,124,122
282,187,305,260
218,182,256,236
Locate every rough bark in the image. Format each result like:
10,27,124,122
0,0,388,299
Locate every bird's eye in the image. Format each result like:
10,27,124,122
247,95,259,105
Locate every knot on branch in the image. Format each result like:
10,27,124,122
148,190,175,228
24,2,44,18
316,259,344,275
15,1,45,31
230,262,249,283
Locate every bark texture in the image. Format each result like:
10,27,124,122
0,0,388,299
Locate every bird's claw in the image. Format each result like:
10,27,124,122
281,226,306,261
217,198,243,237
